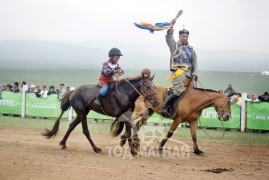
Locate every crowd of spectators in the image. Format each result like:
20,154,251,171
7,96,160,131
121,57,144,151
219,84,269,105
0,81,70,99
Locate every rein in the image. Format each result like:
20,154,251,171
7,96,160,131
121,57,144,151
190,79,227,139
123,75,143,97
122,75,156,102
197,80,230,113
198,118,226,139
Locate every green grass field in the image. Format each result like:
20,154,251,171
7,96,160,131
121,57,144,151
0,69,269,95
1,116,268,145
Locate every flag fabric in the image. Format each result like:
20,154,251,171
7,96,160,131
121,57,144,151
134,22,172,33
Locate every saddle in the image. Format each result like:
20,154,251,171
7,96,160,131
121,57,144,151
97,82,116,96
162,77,192,119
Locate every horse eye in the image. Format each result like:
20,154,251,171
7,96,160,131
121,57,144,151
147,86,150,89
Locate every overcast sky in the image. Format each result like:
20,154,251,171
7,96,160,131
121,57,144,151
0,0,269,53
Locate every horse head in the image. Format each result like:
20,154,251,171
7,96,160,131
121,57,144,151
214,93,232,121
140,68,159,107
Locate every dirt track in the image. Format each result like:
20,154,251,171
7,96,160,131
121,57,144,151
0,126,268,180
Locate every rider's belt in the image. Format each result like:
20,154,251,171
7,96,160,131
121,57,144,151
170,64,190,72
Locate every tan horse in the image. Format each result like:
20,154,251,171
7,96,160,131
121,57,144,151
112,85,232,156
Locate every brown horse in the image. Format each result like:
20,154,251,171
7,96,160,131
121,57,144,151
112,85,232,156
42,69,159,154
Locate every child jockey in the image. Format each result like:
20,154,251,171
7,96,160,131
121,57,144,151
95,48,124,105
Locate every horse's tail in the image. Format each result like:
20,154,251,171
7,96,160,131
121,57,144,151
42,90,74,139
110,119,124,137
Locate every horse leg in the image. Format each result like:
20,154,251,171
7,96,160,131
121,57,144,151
189,120,205,157
81,113,102,153
120,125,130,147
135,109,154,131
120,110,149,147
119,111,139,155
59,116,80,149
125,122,138,155
158,118,181,151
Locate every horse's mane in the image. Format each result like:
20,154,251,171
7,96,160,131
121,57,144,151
117,75,142,84
118,68,151,83
193,87,220,93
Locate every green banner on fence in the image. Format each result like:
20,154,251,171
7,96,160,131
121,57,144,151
247,102,269,130
26,93,68,118
0,92,22,115
197,103,241,128
2,91,269,131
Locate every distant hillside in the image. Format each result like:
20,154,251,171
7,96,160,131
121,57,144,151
66,40,269,72
0,40,105,69
198,49,269,72
0,40,269,71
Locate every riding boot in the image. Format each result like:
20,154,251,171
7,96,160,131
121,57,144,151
95,93,103,105
159,92,179,115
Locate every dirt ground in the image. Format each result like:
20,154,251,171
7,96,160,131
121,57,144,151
0,126,268,180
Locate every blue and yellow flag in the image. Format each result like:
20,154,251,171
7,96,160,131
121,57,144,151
134,22,172,33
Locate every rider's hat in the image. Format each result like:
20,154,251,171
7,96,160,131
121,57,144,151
108,48,123,57
179,25,189,35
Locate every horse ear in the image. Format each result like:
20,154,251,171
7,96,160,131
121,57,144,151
150,73,155,80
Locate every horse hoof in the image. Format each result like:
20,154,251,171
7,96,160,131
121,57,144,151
60,142,67,150
194,151,205,157
130,149,138,156
120,139,127,147
94,148,102,153
120,141,125,147
130,143,139,156
120,136,127,147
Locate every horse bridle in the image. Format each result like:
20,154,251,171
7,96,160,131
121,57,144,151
140,85,157,101
195,79,231,115
123,76,156,103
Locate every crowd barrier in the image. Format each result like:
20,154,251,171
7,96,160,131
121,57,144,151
0,91,268,131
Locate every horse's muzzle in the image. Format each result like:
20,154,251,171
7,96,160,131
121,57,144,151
151,101,159,107
220,115,230,121
224,115,230,121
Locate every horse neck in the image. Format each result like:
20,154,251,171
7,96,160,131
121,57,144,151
187,89,222,111
119,78,142,102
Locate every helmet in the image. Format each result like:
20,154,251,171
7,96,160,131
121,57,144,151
108,48,123,57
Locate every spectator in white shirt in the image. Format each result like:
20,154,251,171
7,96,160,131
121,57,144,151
20,81,27,92
39,85,48,98
26,85,37,93
246,94,260,103
59,83,66,99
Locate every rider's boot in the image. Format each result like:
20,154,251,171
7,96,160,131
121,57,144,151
95,93,103,105
159,92,179,115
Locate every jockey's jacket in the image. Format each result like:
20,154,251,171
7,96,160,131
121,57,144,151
99,60,122,83
170,42,193,71
165,29,197,76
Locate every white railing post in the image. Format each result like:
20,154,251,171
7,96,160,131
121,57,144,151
21,85,28,118
240,93,247,132
68,87,75,121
